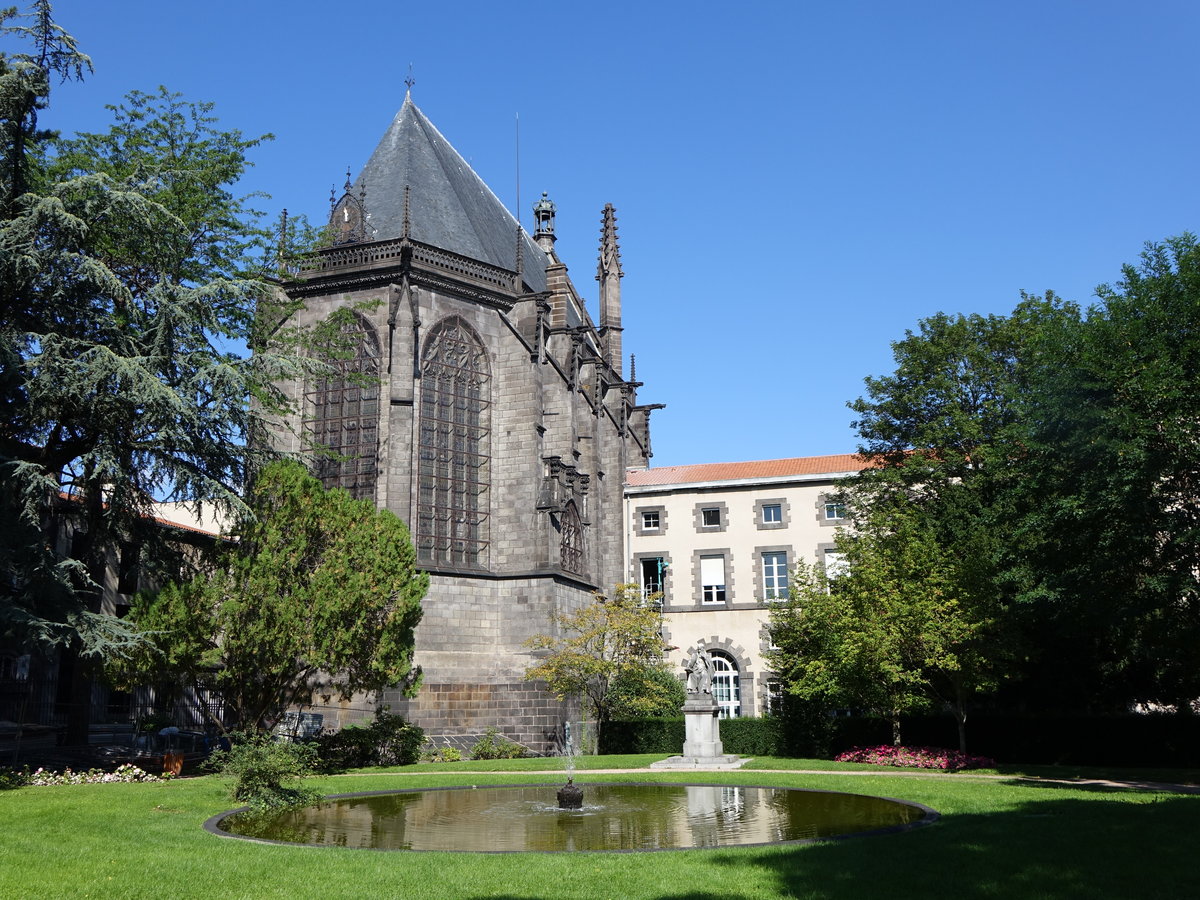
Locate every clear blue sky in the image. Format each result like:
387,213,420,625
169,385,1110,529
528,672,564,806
29,1,1200,467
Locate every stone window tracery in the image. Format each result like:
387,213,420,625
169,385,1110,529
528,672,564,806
560,501,584,575
306,314,380,501
417,317,490,568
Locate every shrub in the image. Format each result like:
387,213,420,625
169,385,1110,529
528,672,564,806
423,746,462,763
608,664,686,719
314,708,425,772
836,744,995,771
207,732,320,809
469,728,526,760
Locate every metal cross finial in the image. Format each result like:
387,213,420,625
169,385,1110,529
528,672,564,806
405,64,415,97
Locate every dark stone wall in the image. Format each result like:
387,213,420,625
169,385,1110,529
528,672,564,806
381,679,571,752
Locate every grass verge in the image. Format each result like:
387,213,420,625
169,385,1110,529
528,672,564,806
3,759,1198,899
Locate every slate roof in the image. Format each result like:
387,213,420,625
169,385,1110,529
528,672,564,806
625,454,875,487
352,96,547,292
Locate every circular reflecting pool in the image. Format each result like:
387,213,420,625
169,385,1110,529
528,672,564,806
207,783,937,852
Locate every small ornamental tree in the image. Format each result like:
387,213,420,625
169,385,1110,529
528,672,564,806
119,461,427,731
525,585,671,742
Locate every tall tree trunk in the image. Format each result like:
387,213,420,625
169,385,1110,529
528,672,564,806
891,711,902,746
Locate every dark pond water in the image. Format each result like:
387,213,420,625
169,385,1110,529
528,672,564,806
211,783,936,852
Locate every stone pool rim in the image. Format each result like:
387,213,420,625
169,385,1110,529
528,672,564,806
202,781,940,853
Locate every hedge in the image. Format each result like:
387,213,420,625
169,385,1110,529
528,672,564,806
599,710,1200,767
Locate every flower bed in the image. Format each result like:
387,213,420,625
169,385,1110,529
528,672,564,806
4,764,165,787
835,745,995,771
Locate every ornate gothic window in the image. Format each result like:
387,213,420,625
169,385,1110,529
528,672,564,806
417,317,490,568
560,501,584,575
306,314,380,501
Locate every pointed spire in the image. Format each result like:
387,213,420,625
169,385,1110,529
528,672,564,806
597,203,624,376
597,203,623,280
329,165,369,245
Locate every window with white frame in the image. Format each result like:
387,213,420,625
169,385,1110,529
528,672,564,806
710,650,741,718
823,549,847,581
762,503,782,524
641,510,660,531
824,500,847,520
700,555,726,603
762,550,788,600
701,507,721,527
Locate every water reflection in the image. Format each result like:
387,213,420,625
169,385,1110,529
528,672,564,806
218,784,934,852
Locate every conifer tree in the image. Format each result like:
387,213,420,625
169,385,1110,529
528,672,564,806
0,3,313,739
118,461,427,732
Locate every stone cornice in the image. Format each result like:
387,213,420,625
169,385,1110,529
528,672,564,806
288,237,519,311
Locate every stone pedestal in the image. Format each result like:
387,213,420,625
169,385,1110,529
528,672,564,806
682,696,724,757
651,694,746,769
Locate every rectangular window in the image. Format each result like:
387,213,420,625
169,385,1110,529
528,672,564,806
823,550,847,581
640,557,664,602
762,503,782,524
641,510,660,531
700,555,726,603
762,550,788,600
824,500,846,520
702,508,721,527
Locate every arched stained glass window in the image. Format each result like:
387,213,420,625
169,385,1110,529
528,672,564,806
417,317,490,568
306,314,380,501
560,501,584,575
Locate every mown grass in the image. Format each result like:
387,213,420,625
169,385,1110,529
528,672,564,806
4,759,1198,899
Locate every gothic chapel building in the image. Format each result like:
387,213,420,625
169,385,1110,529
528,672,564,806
272,94,657,752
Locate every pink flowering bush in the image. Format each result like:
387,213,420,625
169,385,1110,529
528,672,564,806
11,764,165,786
836,745,995,771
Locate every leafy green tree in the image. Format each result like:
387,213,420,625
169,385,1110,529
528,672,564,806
525,585,671,742
1015,235,1200,712
767,510,1000,749
0,4,319,740
840,297,1078,728
118,461,427,732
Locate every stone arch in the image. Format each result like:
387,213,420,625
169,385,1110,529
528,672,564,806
697,636,753,719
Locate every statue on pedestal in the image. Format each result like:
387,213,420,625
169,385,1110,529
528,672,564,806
683,645,714,696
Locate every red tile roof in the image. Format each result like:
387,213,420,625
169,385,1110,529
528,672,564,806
626,453,874,487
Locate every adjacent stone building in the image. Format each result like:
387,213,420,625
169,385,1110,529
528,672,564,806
624,455,871,719
272,93,657,752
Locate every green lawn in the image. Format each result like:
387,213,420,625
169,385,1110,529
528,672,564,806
4,759,1198,899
